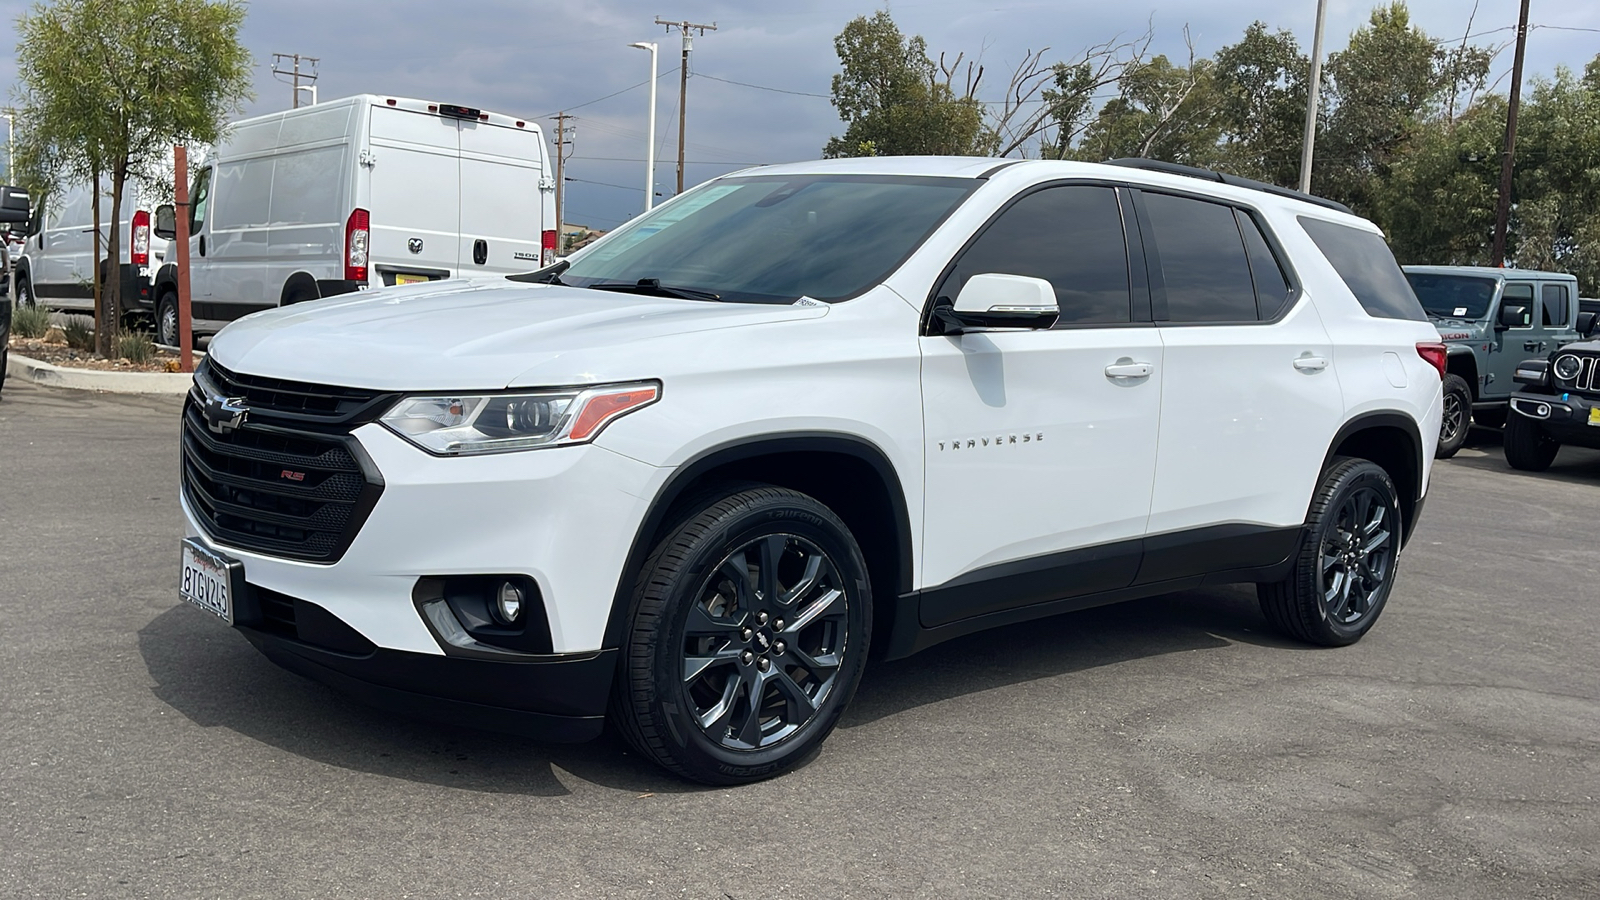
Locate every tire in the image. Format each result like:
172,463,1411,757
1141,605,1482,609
1435,374,1473,459
156,291,179,348
1503,411,1560,472
1258,457,1401,647
0,345,8,395
611,484,872,785
15,276,35,309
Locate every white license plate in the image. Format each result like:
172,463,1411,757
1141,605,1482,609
181,539,238,624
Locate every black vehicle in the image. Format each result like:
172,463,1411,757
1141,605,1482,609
1504,314,1600,470
1,185,34,395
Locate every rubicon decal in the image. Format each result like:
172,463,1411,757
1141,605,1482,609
937,433,1044,451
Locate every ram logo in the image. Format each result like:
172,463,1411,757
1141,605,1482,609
407,237,424,254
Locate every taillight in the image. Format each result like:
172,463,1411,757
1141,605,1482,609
541,229,557,266
131,210,150,267
345,208,370,282
1416,342,1447,379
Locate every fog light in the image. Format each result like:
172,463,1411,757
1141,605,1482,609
495,581,524,623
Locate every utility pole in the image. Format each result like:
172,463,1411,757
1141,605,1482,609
655,17,717,195
1298,0,1329,194
549,112,576,251
1491,0,1531,268
271,53,320,110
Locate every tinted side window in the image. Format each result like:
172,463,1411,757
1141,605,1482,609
190,168,212,232
1298,217,1425,321
1502,283,1535,328
1542,283,1569,328
936,185,1130,326
1142,192,1257,323
1238,210,1292,318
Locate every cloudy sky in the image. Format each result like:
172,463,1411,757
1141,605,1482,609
4,0,1597,230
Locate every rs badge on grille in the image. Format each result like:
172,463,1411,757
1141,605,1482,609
203,394,249,434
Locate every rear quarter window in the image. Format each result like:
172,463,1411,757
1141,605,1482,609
1298,216,1425,321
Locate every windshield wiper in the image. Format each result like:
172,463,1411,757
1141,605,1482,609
587,278,722,302
507,259,570,285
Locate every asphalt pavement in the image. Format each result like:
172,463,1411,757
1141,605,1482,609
1,378,1596,899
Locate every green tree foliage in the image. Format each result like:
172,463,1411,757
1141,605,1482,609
1211,23,1308,186
823,11,987,157
12,0,251,354
1076,52,1220,165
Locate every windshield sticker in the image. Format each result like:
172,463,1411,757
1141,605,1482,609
1453,307,1468,316
584,184,746,264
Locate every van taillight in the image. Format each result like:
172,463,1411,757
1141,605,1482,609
131,210,150,267
541,229,557,266
1416,342,1447,379
345,208,370,282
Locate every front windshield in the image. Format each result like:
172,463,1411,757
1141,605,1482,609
1404,272,1498,319
561,174,977,303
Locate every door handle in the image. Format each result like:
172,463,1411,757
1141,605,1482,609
1293,355,1329,372
198,235,206,257
1104,361,1153,379
472,239,488,265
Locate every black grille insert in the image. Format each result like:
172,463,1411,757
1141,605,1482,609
182,391,384,564
197,358,392,425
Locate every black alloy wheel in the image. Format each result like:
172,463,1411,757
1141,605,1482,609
1435,373,1472,458
1258,457,1401,646
613,485,871,785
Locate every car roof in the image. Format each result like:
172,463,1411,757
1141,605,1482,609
1402,264,1576,281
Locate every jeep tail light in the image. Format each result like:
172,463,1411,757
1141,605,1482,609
345,208,370,282
541,229,557,266
131,209,150,267
1416,342,1447,379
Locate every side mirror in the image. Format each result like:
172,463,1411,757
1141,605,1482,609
934,273,1060,334
0,185,30,224
1497,304,1530,331
154,204,177,240
1577,310,1598,338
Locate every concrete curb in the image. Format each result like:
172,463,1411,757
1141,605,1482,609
5,352,194,395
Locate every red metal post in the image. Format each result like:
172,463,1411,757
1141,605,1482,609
174,145,194,373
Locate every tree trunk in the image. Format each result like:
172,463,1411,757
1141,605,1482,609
91,167,105,357
102,164,127,357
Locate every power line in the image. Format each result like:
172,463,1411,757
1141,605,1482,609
693,72,831,98
566,175,645,192
535,67,679,119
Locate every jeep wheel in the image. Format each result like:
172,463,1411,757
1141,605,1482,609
1258,457,1400,647
612,485,871,785
1435,374,1472,458
1503,411,1560,472
157,291,179,348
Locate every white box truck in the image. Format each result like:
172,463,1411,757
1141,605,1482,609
152,94,556,345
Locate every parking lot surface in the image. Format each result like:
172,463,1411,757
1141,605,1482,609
2,378,1597,899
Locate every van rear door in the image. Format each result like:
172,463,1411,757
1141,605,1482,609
367,104,461,285
458,121,546,274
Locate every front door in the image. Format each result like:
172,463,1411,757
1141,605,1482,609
919,184,1162,627
1491,280,1539,399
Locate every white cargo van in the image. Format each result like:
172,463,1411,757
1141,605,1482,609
152,94,556,346
11,173,169,316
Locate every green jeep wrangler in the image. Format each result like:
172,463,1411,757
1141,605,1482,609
1403,266,1590,458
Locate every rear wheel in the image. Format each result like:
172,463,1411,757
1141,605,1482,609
1503,411,1560,472
1258,457,1400,647
612,485,871,785
1435,374,1472,458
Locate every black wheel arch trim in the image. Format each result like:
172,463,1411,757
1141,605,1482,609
600,432,915,652
1323,410,1426,545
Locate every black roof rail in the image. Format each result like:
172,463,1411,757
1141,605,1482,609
1103,158,1353,215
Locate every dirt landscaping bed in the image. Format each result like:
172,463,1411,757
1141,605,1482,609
7,334,187,373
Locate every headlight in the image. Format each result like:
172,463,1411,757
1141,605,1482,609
1553,354,1583,381
380,381,660,455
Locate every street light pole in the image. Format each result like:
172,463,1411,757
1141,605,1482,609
295,85,318,107
630,41,659,212
1298,0,1329,194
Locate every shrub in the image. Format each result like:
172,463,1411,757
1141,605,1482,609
62,315,95,350
115,330,156,365
12,304,52,338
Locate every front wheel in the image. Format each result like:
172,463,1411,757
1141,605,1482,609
1435,374,1473,458
15,276,35,309
612,485,871,785
156,291,179,348
1503,411,1560,472
1258,457,1401,647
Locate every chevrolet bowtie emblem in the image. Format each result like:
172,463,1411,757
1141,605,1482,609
203,394,249,434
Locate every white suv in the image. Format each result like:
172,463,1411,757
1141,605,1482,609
178,157,1444,784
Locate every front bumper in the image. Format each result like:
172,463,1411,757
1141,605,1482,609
1510,390,1600,448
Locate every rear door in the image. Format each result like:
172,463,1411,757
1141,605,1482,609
458,120,546,274
367,104,461,284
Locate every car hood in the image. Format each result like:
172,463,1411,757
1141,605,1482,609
206,278,830,390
